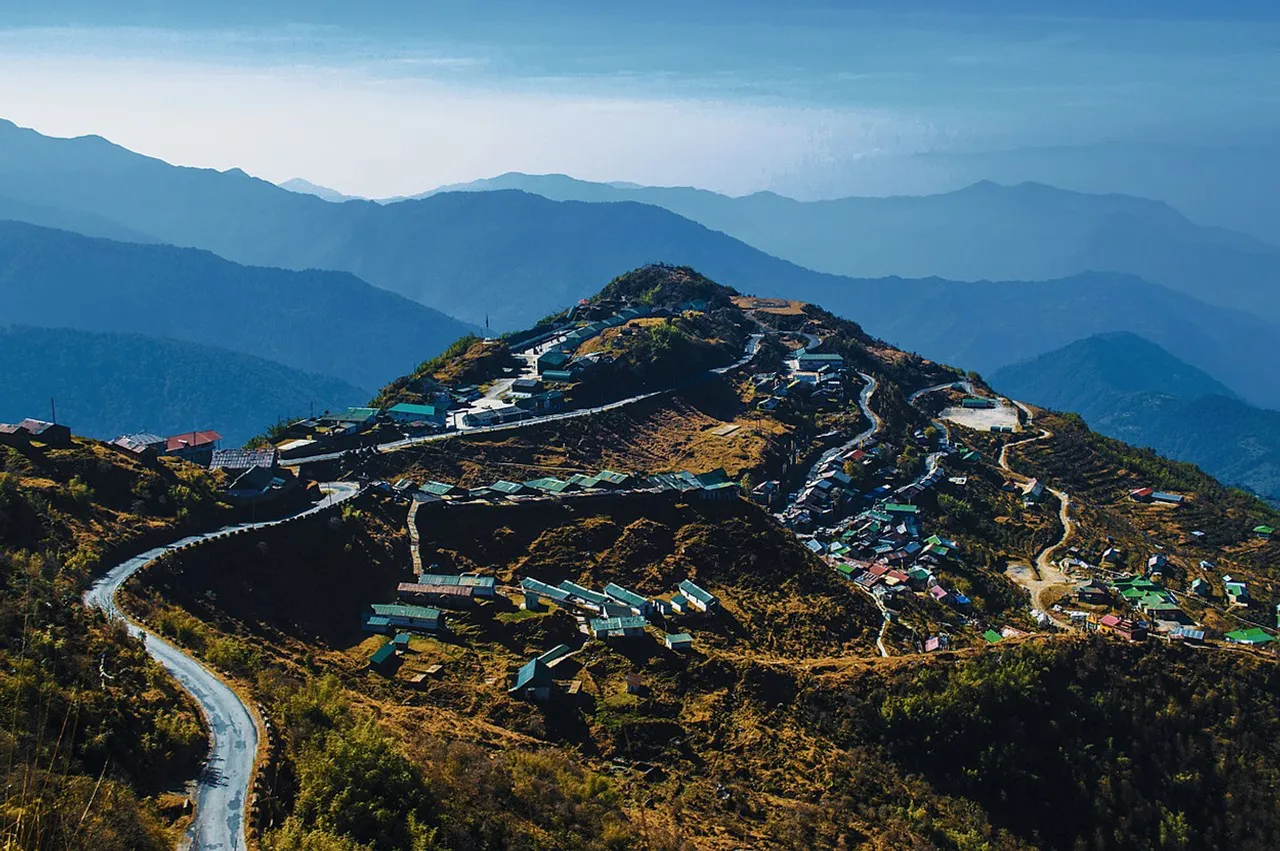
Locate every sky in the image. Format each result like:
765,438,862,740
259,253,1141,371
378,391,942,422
0,1,1276,199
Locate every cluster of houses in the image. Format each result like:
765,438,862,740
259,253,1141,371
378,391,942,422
505,576,712,700
377,467,741,505
0,418,72,449
108,429,290,500
749,346,850,415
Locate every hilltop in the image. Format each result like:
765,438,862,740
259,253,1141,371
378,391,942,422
120,264,1280,849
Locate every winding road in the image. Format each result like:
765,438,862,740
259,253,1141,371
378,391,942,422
994,403,1075,626
84,481,360,851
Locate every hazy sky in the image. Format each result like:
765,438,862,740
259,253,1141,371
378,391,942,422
1,1,1276,198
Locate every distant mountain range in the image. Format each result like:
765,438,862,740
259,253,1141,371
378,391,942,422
409,172,1280,327
280,178,363,203
3,119,1280,412
0,326,365,446
0,220,475,390
992,333,1280,503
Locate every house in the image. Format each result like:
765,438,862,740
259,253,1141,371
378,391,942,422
368,642,399,675
665,632,693,651
0,424,31,448
604,583,651,616
537,644,575,667
509,658,554,701
1190,578,1211,597
1098,614,1147,642
536,350,572,374
676,579,719,613
1224,579,1250,605
524,477,580,495
1255,525,1275,540
362,603,443,633
961,397,996,409
698,481,740,502
559,581,611,610
14,419,72,448
386,403,446,426
520,577,573,607
1101,546,1123,565
1075,579,1110,605
210,448,280,476
588,615,648,640
1146,553,1168,576
542,369,577,384
413,481,461,500
416,573,497,598
794,352,845,372
508,378,544,399
165,430,222,465
652,598,675,617
626,673,644,695
1129,487,1155,502
1224,627,1275,646
1151,492,1185,505
982,629,1002,644
1022,479,1045,503
111,432,166,458
928,585,951,604
397,582,476,607
462,405,530,427
487,480,530,497
669,593,691,615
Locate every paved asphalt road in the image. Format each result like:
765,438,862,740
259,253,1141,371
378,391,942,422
83,482,359,851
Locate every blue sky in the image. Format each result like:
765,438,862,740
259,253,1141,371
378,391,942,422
1,1,1275,197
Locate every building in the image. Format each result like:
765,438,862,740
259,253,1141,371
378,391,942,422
368,642,399,675
210,448,280,475
415,573,497,598
604,583,651,616
520,577,573,607
1255,525,1275,540
1190,578,1211,597
1224,628,1275,646
960,397,996,409
1129,487,1155,502
508,378,544,399
165,430,222,465
0,424,31,449
463,405,530,427
665,633,694,651
1151,492,1185,505
1022,479,1045,503
676,579,719,613
397,582,476,607
509,657,554,701
111,432,166,458
536,350,572,375
1075,579,1110,605
1098,614,1147,642
1224,579,1250,605
362,603,443,634
560,581,611,610
386,403,446,426
537,644,575,667
12,419,72,448
588,615,648,640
